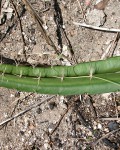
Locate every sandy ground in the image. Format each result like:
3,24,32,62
0,0,120,149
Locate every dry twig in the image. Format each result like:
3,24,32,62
10,0,26,60
110,33,120,56
93,128,120,147
52,0,77,63
101,32,120,59
0,0,2,15
10,93,34,116
113,93,119,119
73,22,120,33
0,96,55,127
50,96,80,135
100,117,120,121
21,0,60,55
10,0,25,45
76,0,86,22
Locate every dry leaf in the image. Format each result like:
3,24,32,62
94,0,110,10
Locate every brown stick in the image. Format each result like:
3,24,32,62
21,0,60,55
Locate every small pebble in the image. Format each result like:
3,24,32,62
36,107,42,114
108,121,119,131
49,102,57,110
97,123,102,129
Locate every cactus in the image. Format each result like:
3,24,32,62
0,56,120,95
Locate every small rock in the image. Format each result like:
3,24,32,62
117,106,120,111
32,44,42,55
59,96,67,109
36,107,42,114
97,123,102,130
86,9,106,26
48,123,56,133
48,102,57,110
108,121,119,131
44,140,50,149
102,138,118,149
43,24,48,30
102,93,110,99
20,131,24,135
15,91,20,98
10,94,14,98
